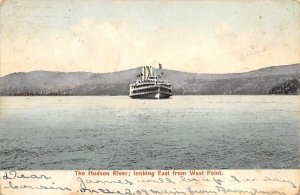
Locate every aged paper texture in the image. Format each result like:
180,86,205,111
0,0,299,195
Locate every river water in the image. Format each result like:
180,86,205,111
0,96,299,169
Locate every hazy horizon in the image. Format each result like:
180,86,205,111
1,0,299,76
1,63,299,77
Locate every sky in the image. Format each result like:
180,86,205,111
0,0,299,76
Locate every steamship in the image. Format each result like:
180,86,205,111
129,64,172,99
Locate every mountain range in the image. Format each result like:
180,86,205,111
0,64,299,95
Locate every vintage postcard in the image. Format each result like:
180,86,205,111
0,0,299,194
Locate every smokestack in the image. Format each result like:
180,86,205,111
150,66,153,76
142,66,145,81
144,67,147,80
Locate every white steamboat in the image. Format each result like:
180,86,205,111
129,64,172,99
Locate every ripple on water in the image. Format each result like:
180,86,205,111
0,96,299,169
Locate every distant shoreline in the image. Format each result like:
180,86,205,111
0,94,298,97
0,64,299,96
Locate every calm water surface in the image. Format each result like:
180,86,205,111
0,96,299,169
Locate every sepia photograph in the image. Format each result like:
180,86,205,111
0,0,299,173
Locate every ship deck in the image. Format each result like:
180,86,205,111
129,84,172,99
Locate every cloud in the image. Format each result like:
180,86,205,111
1,17,299,76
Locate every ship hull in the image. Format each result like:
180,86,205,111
130,91,172,99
